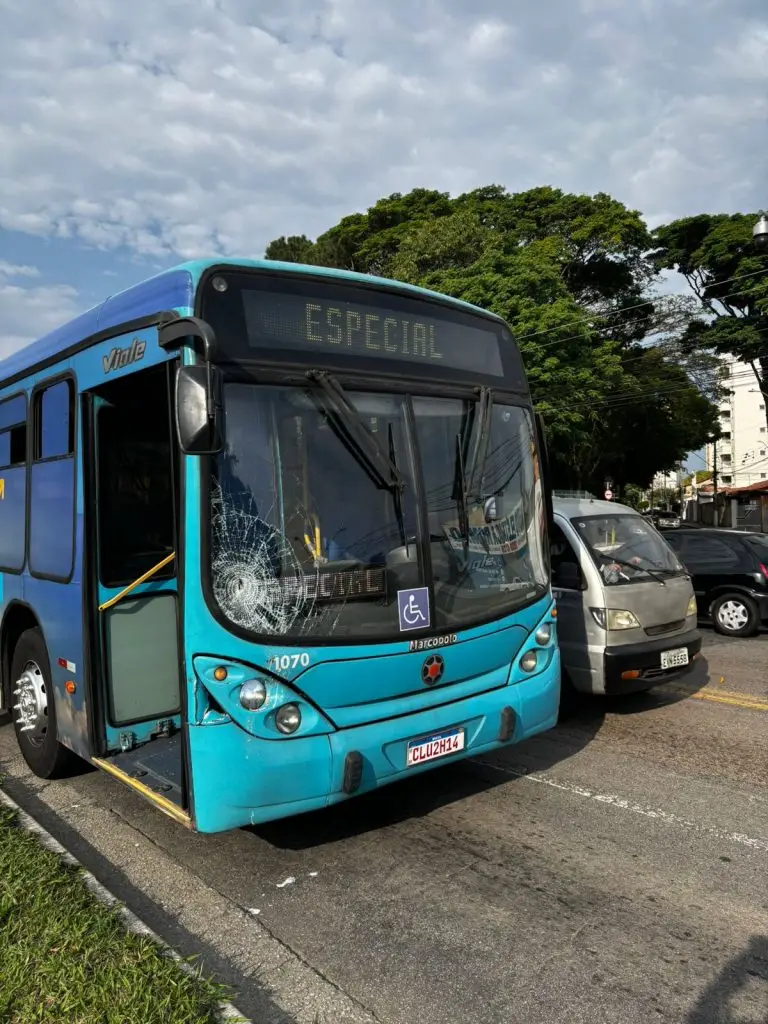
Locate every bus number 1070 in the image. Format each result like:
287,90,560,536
268,652,311,673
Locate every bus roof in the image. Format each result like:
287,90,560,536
0,257,503,389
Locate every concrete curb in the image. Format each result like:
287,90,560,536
0,785,251,1024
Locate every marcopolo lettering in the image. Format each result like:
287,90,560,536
103,337,147,374
408,633,458,653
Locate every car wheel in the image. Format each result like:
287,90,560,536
711,594,759,638
10,628,76,778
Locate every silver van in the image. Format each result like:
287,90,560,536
550,496,702,696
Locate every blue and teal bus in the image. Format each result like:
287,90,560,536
0,260,559,832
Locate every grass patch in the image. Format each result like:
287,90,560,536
0,804,232,1024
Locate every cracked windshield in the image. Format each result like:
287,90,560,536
572,513,684,585
211,383,547,639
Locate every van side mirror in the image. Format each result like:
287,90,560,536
175,364,224,455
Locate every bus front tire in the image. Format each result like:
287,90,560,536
10,628,75,779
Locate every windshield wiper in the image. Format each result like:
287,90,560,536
465,386,493,500
452,432,471,554
305,370,408,548
305,371,405,491
388,422,408,555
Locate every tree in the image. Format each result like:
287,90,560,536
264,235,314,264
651,213,768,431
264,185,718,490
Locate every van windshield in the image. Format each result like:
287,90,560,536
571,513,684,585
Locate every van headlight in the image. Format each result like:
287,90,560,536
687,595,697,617
590,608,640,630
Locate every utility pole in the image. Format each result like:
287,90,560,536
712,439,719,527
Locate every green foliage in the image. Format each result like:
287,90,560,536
264,234,314,264
682,470,713,487
651,213,768,430
622,483,645,509
265,184,719,490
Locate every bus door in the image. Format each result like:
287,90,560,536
82,362,188,823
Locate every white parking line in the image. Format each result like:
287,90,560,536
475,760,768,854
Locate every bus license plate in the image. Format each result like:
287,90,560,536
660,647,689,670
407,728,465,767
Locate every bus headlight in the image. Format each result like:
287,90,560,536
534,623,552,645
239,678,267,710
520,650,538,673
275,703,302,734
687,595,697,617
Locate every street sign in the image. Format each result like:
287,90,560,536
604,489,613,500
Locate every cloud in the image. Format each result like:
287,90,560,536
0,261,40,279
0,262,80,358
0,0,765,268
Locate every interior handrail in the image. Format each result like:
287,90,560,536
98,552,176,613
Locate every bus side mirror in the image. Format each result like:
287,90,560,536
175,364,224,455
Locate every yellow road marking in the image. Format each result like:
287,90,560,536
660,685,768,712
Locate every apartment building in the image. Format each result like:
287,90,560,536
705,356,768,487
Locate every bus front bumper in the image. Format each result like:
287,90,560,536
189,652,560,833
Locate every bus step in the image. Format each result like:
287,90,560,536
105,733,184,810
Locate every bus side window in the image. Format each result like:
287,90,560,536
29,378,76,581
0,393,28,573
550,523,584,591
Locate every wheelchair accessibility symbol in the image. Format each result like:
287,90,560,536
397,588,431,632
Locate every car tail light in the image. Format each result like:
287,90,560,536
760,563,768,580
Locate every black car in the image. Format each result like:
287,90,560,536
663,528,768,637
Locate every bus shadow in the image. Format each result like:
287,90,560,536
251,708,602,851
685,935,768,1023
252,653,712,851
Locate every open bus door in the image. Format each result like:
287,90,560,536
81,361,190,827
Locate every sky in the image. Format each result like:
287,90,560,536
1,0,767,361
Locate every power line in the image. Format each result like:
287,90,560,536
543,368,761,415
514,266,768,348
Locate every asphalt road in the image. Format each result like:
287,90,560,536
1,627,766,1024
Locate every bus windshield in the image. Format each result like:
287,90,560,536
208,383,548,641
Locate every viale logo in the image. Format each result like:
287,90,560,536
103,337,146,374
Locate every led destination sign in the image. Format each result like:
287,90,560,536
234,280,509,378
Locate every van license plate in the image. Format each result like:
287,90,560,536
661,647,688,670
407,728,465,767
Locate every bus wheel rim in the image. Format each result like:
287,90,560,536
13,660,48,747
